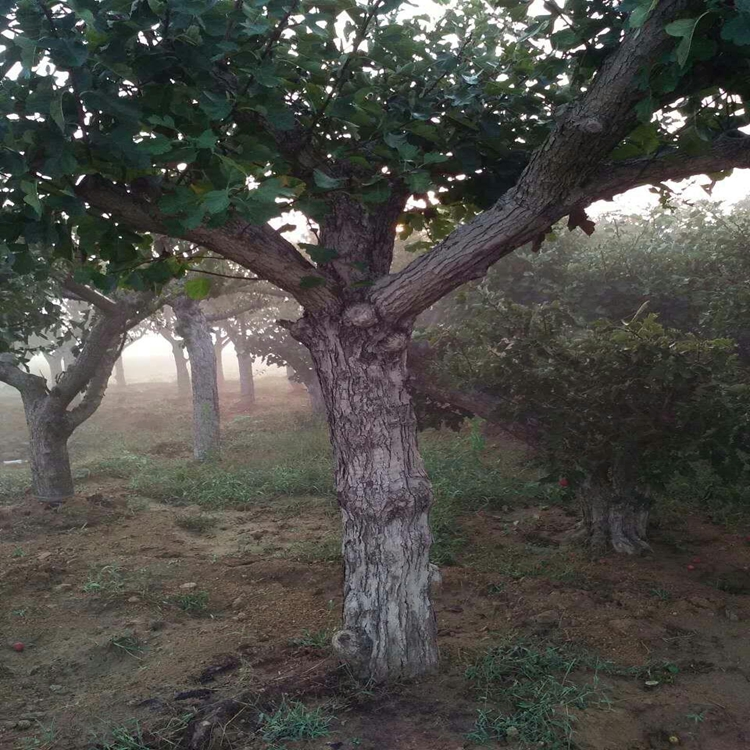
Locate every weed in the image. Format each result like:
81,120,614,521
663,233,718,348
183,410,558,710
174,512,218,534
687,711,706,724
17,721,57,750
12,608,28,617
82,564,125,596
290,628,332,650
12,546,25,558
108,632,145,659
126,496,150,513
258,699,333,744
465,641,613,748
97,721,149,750
649,587,672,601
172,590,209,614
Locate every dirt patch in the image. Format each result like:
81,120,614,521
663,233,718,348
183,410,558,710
1,381,749,750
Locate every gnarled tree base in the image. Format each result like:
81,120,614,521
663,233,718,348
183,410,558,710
579,469,652,555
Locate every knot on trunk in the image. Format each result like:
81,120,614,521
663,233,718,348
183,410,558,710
332,628,372,672
378,331,409,353
343,304,378,328
576,117,603,134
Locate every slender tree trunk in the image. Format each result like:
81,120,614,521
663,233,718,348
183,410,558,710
237,351,255,405
214,339,225,388
170,341,191,395
21,388,74,503
42,352,65,386
174,296,220,460
579,462,651,555
114,356,126,388
295,313,438,682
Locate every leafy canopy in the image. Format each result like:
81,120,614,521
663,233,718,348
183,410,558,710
428,299,750,490
1,0,750,292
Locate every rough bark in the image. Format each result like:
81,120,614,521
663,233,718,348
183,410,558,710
291,312,438,682
114,356,126,388
579,463,651,555
214,338,226,388
237,351,255,404
174,295,221,460
21,381,74,503
304,372,325,415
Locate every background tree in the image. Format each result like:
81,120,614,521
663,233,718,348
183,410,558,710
419,299,750,552
0,273,168,503
4,0,750,681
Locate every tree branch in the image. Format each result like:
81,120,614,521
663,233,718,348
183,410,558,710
372,0,696,322
574,132,750,207
74,176,338,313
61,276,119,315
0,358,45,393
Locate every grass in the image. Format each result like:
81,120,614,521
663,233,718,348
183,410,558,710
290,628,333,650
82,564,126,596
174,512,218,534
172,589,209,614
257,699,334,744
108,632,145,659
0,468,30,503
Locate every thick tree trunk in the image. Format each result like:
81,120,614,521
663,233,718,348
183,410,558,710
237,352,255,404
214,339,225,388
174,296,220,460
42,352,65,386
170,341,191,395
114,356,126,388
22,390,74,503
579,463,651,555
304,373,325,415
295,312,438,682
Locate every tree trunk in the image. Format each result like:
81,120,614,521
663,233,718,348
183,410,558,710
214,339,225,388
579,463,651,555
42,352,65,386
174,296,220,460
237,352,255,405
305,373,326,415
22,389,74,504
295,312,438,682
170,341,191,395
114,356,126,388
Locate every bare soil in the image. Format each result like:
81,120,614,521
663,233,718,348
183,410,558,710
1,380,749,750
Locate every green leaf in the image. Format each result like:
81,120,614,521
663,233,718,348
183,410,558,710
20,181,42,217
406,171,432,194
50,90,66,133
721,14,750,46
313,169,344,190
139,134,173,155
665,13,711,66
184,277,211,300
299,275,327,289
202,190,230,214
301,244,339,264
199,91,233,120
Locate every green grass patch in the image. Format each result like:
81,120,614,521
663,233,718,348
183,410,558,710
174,512,218,534
257,699,333,744
130,460,335,508
172,589,209,615
0,468,30,503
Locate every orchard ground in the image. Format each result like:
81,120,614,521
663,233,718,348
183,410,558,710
1,378,749,750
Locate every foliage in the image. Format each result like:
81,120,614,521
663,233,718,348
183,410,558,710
1,0,749,293
172,589,209,614
428,299,750,498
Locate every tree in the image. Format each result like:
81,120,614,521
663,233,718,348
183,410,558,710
173,292,221,460
4,0,750,681
151,307,191,395
418,300,750,553
0,276,166,502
